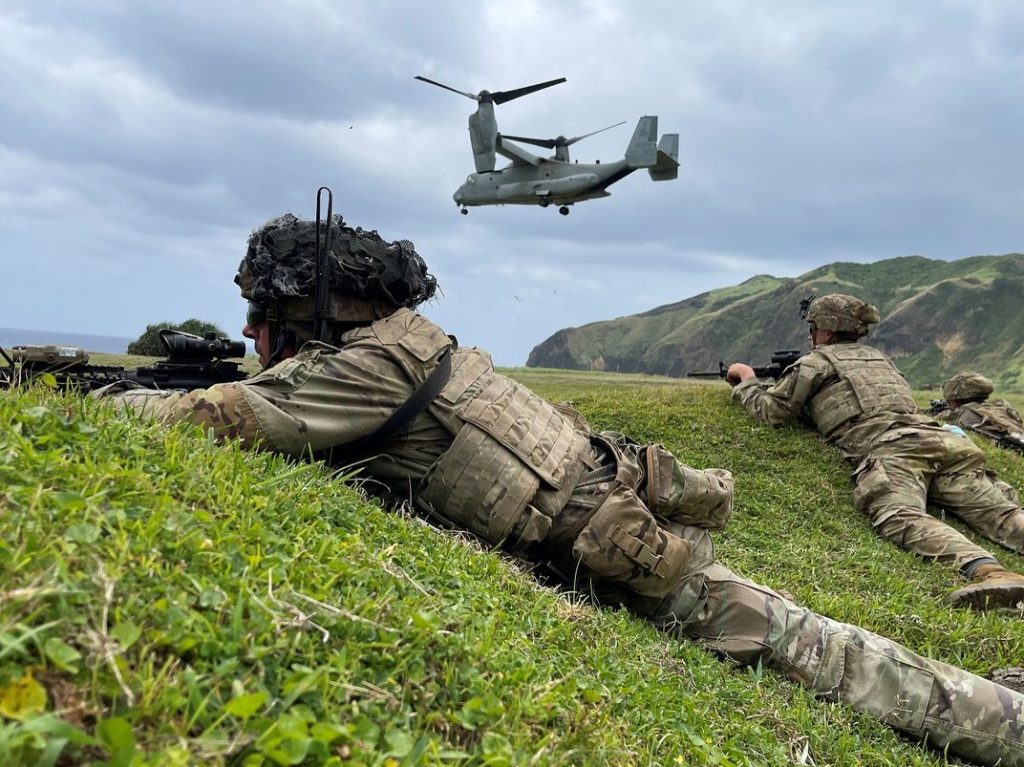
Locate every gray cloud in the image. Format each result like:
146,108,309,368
2,0,1022,365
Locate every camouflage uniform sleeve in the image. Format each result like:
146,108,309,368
95,344,418,457
730,354,828,426
94,380,265,447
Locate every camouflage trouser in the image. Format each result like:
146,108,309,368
852,426,1024,571
548,442,1024,766
660,563,1024,767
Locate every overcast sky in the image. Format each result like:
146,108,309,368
3,1,1023,365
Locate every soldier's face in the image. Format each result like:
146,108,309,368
809,327,834,348
243,320,273,367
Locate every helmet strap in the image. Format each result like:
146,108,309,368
267,327,297,368
264,304,297,369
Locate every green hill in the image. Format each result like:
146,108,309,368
3,373,1023,765
526,254,1024,390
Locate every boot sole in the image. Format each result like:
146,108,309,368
947,582,1024,611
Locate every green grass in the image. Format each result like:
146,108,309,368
2,370,1024,766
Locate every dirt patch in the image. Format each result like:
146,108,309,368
938,332,966,363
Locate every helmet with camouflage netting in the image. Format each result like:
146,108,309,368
943,371,994,403
236,213,437,334
805,293,880,338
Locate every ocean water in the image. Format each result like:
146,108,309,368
0,327,134,354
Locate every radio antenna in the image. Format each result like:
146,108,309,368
313,187,334,343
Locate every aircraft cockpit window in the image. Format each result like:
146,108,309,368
466,175,476,184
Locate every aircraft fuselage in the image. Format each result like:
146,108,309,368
453,157,632,207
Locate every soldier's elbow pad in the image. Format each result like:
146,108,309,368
644,444,734,530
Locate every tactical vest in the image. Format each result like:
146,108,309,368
806,344,917,435
341,310,591,549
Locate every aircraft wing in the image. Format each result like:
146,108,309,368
496,136,541,167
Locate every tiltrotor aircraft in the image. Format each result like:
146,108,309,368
415,75,680,215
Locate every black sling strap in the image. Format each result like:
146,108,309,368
321,346,452,466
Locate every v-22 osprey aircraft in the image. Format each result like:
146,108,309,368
415,75,680,215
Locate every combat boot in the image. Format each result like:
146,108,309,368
947,563,1024,610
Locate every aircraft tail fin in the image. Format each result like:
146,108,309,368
648,133,680,181
625,116,658,168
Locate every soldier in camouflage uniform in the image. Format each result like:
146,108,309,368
933,371,1024,455
728,294,1024,612
98,219,1024,766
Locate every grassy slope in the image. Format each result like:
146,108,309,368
2,369,1024,766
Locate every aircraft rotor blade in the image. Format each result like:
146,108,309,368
414,75,480,101
499,134,558,149
563,121,627,146
502,120,627,150
490,77,567,105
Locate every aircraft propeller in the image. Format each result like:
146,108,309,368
414,75,567,105
500,121,627,150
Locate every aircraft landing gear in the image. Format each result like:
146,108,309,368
460,207,468,215
558,206,570,216
538,198,551,208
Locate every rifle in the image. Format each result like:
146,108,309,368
925,398,1024,454
0,329,249,393
687,349,802,381
952,419,1024,454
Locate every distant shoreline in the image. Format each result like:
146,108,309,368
0,326,133,355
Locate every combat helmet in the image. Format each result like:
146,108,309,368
804,293,880,338
236,213,437,353
943,371,994,404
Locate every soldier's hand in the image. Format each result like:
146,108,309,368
726,363,756,386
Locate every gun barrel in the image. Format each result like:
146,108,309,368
686,360,727,379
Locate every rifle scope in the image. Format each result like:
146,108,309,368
159,330,246,362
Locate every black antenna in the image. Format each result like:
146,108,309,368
313,187,334,343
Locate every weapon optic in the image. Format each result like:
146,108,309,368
687,349,802,382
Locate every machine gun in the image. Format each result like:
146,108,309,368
687,349,802,382
0,329,249,393
925,398,948,416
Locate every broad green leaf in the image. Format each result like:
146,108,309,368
44,637,82,673
110,622,142,650
96,716,135,751
53,492,88,512
263,735,310,766
200,588,227,608
225,690,268,719
65,523,99,543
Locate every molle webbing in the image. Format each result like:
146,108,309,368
809,345,917,435
460,376,585,487
419,367,590,548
